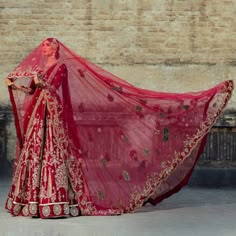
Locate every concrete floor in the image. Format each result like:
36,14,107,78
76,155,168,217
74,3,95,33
1,178,236,236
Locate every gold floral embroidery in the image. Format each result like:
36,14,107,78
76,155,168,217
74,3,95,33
22,205,29,216
53,204,62,216
97,190,104,200
29,203,38,215
135,105,142,112
13,204,21,215
70,206,79,216
7,198,12,210
144,149,150,156
123,171,130,181
42,205,50,217
101,158,107,167
64,204,70,215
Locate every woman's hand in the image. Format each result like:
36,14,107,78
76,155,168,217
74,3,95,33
4,77,21,90
5,77,32,93
4,77,14,86
33,73,44,87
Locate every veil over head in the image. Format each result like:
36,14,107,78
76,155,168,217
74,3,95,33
7,38,234,215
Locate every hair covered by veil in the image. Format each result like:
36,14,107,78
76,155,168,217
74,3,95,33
6,38,234,215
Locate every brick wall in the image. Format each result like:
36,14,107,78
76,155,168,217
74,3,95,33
0,0,236,178
1,0,236,106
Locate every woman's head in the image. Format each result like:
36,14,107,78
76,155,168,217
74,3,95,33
41,38,60,59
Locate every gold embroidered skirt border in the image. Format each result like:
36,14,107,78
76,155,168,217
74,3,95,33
5,197,80,218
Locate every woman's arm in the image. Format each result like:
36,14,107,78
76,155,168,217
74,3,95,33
5,77,35,94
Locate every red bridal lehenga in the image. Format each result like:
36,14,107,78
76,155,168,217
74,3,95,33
5,38,234,218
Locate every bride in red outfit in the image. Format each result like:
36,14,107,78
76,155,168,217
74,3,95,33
4,38,234,218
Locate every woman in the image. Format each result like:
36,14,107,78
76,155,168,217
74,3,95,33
4,38,234,218
5,38,83,218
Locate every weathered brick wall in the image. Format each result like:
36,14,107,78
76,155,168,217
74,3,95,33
0,0,236,176
1,0,236,106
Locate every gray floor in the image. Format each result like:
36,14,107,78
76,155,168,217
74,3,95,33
1,179,236,236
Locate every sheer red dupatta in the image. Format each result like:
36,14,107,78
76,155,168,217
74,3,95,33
7,39,234,215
